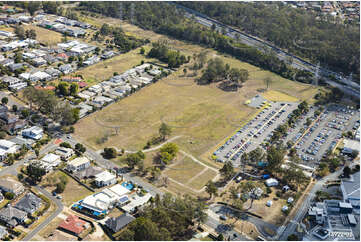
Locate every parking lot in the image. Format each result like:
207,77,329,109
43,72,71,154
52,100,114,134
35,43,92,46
285,104,360,168
214,101,298,167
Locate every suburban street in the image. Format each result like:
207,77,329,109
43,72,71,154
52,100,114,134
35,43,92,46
22,186,64,241
61,135,165,197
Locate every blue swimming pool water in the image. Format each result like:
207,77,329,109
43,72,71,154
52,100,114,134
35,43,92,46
122,182,134,190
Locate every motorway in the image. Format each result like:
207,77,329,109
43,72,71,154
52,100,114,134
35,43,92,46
172,2,360,99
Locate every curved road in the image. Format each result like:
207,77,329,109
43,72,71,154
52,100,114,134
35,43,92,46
22,186,64,241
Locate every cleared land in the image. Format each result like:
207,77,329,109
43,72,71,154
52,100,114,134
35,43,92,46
22,25,64,46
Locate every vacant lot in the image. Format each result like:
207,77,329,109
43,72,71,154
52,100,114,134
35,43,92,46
42,171,93,206
22,25,64,46
188,169,218,190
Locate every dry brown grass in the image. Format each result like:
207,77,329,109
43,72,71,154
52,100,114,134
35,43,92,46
22,25,64,46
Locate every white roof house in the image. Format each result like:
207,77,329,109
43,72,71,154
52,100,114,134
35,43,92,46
55,147,74,160
66,156,90,172
266,200,273,207
94,171,117,187
122,193,152,213
79,184,130,213
29,71,51,82
265,178,279,187
0,139,19,161
40,153,61,171
22,126,43,140
92,96,113,106
343,139,360,154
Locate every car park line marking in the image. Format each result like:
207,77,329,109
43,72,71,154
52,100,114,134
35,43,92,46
291,109,326,149
227,104,288,162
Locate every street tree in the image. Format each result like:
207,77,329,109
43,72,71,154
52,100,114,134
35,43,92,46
205,180,217,199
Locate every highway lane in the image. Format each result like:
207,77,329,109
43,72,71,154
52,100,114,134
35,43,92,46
173,2,360,98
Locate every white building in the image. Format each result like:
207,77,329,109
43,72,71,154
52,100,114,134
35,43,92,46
265,178,279,187
22,126,43,140
40,153,61,171
122,193,152,213
343,139,360,155
0,139,19,161
66,157,90,172
94,171,117,187
55,147,74,160
77,184,130,213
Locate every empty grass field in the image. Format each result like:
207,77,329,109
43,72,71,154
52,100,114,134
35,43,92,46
163,157,205,184
22,25,64,46
262,90,300,102
74,16,321,172
187,169,218,190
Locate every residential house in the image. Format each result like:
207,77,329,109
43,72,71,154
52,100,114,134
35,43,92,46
0,139,19,161
66,156,90,172
45,67,61,78
22,126,43,140
105,213,135,233
83,55,100,66
9,136,35,149
101,51,115,59
77,103,93,118
59,64,73,74
91,96,113,107
74,166,103,180
0,177,24,196
0,59,14,67
55,147,74,160
73,184,130,215
0,30,15,38
88,84,102,94
61,76,82,82
8,63,24,72
14,192,42,214
0,206,27,228
122,193,152,214
58,215,89,236
29,71,51,82
40,153,62,171
94,171,117,187
56,53,68,62
1,76,22,86
31,57,47,67
0,225,8,240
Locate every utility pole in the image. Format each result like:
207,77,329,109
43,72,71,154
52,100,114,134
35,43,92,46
313,61,320,86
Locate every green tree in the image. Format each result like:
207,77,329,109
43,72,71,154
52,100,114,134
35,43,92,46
205,180,217,199
1,97,8,105
12,104,18,112
140,47,145,55
287,234,299,241
75,143,86,155
220,161,234,180
159,122,171,141
57,82,69,96
26,163,46,183
4,192,15,200
103,147,117,159
60,142,72,148
14,25,26,40
69,83,79,96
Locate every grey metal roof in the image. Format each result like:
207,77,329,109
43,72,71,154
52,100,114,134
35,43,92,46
105,213,135,232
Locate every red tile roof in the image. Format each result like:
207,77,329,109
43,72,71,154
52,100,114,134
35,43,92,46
35,85,56,91
57,53,68,59
58,215,87,235
78,81,88,88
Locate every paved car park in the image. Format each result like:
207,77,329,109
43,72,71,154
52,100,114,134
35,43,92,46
214,101,298,167
284,104,360,168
